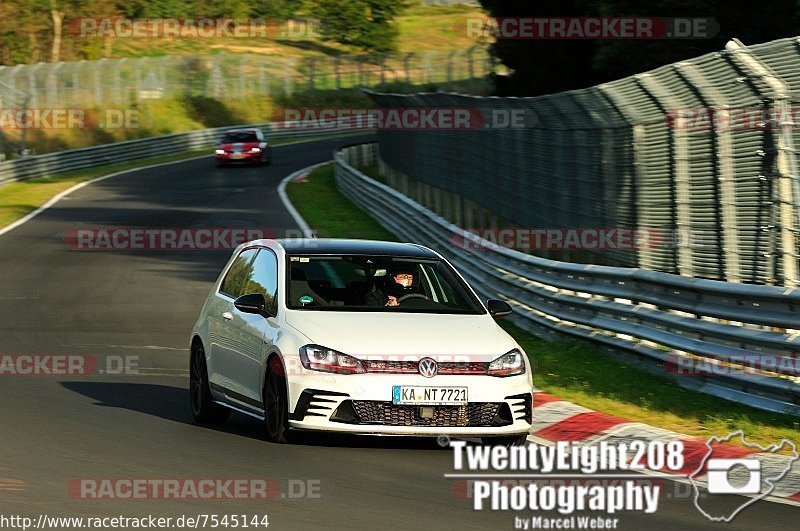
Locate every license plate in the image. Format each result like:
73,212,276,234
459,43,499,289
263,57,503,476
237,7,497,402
231,153,244,159
392,385,468,405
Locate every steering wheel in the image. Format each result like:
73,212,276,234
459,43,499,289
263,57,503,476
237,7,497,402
397,293,429,303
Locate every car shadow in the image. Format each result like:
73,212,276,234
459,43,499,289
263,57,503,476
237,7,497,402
60,380,450,450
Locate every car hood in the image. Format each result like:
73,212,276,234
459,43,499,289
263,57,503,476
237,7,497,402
284,311,516,361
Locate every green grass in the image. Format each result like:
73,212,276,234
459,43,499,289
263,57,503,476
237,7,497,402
286,162,800,449
285,165,397,241
509,322,800,449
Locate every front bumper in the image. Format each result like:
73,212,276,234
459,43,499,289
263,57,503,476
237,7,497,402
286,372,533,436
215,151,264,163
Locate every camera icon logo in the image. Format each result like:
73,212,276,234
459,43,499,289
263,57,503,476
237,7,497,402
706,458,761,494
691,430,799,522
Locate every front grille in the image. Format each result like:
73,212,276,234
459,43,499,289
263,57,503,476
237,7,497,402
363,360,418,373
363,360,488,375
342,400,510,427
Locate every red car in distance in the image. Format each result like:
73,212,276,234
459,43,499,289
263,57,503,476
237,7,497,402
215,128,272,167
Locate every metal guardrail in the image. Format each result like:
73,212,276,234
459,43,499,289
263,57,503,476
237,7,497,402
0,122,368,186
335,143,800,416
366,37,800,287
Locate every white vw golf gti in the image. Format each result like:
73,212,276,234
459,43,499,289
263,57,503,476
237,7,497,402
190,239,533,444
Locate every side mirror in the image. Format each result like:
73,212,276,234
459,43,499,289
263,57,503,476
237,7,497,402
487,299,512,319
234,293,270,317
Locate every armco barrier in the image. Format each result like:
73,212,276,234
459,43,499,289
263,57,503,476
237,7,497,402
334,143,800,416
366,37,800,287
0,121,369,186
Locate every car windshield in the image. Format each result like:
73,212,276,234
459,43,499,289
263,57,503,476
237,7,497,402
286,255,484,314
220,131,258,143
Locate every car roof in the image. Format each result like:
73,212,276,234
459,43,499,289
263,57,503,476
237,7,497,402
223,128,259,134
275,238,439,258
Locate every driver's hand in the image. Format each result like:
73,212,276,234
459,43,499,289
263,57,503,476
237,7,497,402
385,296,399,307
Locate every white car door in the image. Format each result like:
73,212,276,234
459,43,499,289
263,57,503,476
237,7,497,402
208,248,258,395
231,247,281,408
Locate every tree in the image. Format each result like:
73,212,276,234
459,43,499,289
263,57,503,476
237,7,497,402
309,0,410,54
478,0,800,96
49,0,95,62
250,0,303,22
0,0,50,64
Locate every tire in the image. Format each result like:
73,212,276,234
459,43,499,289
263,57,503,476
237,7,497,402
481,434,528,447
190,342,230,424
263,356,291,443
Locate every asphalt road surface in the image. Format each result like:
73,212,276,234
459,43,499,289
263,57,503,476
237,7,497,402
0,136,797,530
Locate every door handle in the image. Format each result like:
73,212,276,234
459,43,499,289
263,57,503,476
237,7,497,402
222,312,233,320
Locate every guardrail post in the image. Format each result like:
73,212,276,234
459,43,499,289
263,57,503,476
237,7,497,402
636,73,695,277
725,39,799,286
451,192,463,226
674,62,743,283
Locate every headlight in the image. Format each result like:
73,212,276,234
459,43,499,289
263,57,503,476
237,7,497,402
487,349,525,377
215,149,225,155
250,147,261,153
300,345,365,374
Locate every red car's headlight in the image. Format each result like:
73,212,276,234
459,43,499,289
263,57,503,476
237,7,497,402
300,345,365,374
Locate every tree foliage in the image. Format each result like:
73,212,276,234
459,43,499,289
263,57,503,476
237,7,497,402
479,0,800,96
309,0,410,54
0,0,411,64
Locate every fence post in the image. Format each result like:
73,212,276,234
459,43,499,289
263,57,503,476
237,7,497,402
450,194,464,227
307,58,316,91
725,39,799,287
636,73,695,277
284,59,295,97
675,62,742,283
403,53,413,84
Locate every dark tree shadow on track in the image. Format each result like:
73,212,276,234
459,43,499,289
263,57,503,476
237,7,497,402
61,381,447,450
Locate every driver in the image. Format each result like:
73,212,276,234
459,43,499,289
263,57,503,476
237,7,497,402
364,265,422,307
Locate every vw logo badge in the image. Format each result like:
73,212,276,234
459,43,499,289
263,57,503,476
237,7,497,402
418,357,438,378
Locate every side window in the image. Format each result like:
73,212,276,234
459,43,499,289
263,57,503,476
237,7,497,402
219,249,258,298
244,248,279,313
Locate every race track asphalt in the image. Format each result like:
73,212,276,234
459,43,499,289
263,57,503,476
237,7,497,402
0,136,797,530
